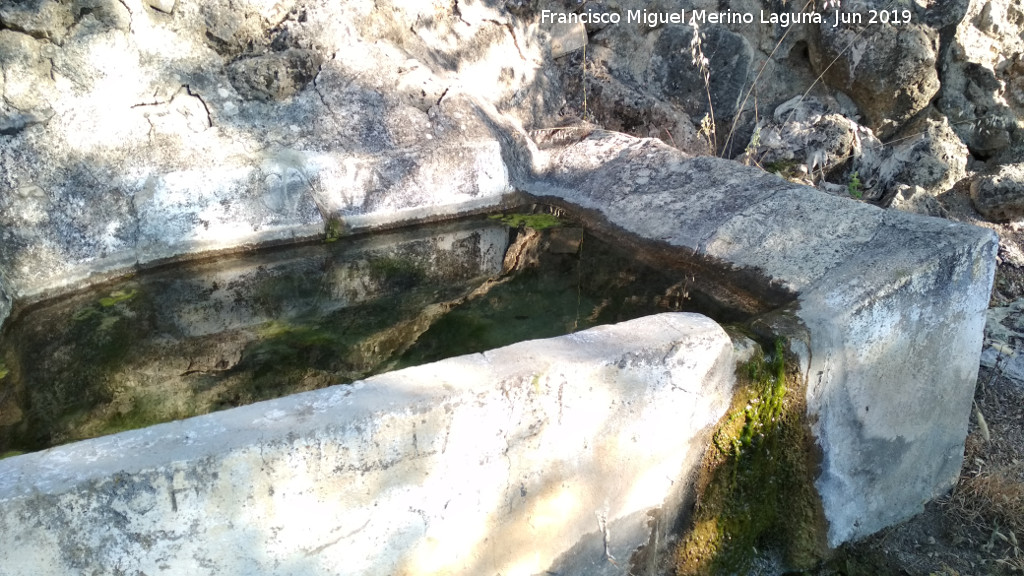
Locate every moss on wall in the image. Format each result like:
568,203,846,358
676,338,828,574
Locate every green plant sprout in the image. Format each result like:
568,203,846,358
848,171,863,199
325,216,345,242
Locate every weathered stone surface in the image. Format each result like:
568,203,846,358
0,0,73,42
562,56,708,154
882,115,968,196
852,114,969,202
741,96,865,184
938,0,1024,158
970,163,1024,222
981,298,1024,386
0,0,546,302
0,313,735,576
73,0,133,31
809,8,940,138
0,30,56,123
227,49,323,101
651,24,753,123
797,211,993,544
744,97,968,202
548,20,587,58
889,184,949,218
521,129,997,545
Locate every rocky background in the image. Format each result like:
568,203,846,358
545,0,1022,212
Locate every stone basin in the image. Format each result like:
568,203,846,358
0,114,997,574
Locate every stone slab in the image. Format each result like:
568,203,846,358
0,313,735,576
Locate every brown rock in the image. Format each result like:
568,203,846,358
971,163,1024,222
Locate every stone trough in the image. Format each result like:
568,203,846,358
0,111,997,574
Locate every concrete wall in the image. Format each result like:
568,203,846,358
0,313,735,576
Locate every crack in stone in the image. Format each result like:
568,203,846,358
304,518,371,557
312,64,336,116
453,0,471,27
488,19,526,61
116,0,134,34
184,85,213,128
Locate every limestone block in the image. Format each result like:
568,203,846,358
971,163,1024,222
798,209,994,544
889,184,948,218
0,30,55,115
0,313,735,576
0,0,73,42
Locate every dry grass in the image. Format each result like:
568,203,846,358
822,363,1024,576
950,459,1024,536
939,366,1024,574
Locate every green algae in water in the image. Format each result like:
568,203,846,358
0,216,729,456
98,289,137,308
488,212,564,230
394,231,705,367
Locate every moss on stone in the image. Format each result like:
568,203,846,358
94,393,179,437
489,212,564,230
367,256,425,290
676,338,827,575
324,216,346,242
98,289,137,308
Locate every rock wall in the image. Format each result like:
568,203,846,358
2,0,1019,303
0,0,566,301
547,0,1023,204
